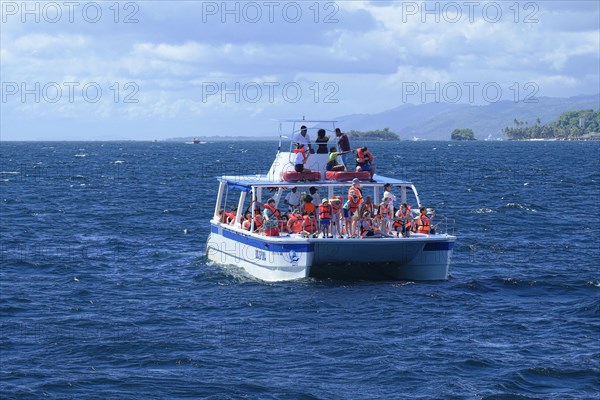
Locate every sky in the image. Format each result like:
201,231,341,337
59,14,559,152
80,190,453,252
1,0,599,140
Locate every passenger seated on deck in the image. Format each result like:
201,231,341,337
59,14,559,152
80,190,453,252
287,209,304,234
252,213,264,233
217,209,225,223
225,206,238,225
415,207,435,234
240,211,252,230
355,146,376,181
262,198,281,236
360,211,387,238
302,212,318,237
293,143,312,173
393,203,413,237
327,146,353,171
358,196,376,224
279,214,290,234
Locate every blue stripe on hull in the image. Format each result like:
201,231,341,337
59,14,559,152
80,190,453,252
211,225,312,253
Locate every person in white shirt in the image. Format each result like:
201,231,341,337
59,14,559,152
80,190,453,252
309,186,321,206
292,125,313,153
293,143,311,172
382,183,397,209
284,187,301,212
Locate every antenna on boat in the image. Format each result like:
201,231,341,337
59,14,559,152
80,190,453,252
277,120,283,153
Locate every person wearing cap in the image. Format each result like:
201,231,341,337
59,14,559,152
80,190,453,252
348,178,363,203
284,186,301,212
318,198,332,238
292,125,313,153
345,191,362,238
335,128,351,168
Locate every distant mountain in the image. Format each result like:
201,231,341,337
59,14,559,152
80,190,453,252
336,94,600,140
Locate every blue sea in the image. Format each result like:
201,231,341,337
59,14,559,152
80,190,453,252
1,140,599,399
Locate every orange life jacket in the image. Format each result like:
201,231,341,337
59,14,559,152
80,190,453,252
303,215,317,233
242,219,251,230
417,213,431,233
361,202,375,216
319,203,332,220
293,148,307,162
348,186,363,203
348,197,361,213
393,211,412,229
253,216,263,230
361,219,376,237
303,202,316,215
379,203,393,219
330,196,342,213
263,203,281,219
225,211,236,224
288,215,304,233
356,148,373,164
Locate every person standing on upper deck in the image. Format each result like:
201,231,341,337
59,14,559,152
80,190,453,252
293,125,313,153
335,128,351,170
315,129,330,154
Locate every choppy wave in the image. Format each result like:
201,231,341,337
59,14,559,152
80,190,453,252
1,140,598,399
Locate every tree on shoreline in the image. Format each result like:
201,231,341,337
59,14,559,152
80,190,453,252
347,128,400,140
503,109,600,140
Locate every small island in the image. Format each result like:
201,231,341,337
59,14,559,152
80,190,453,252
451,128,476,141
347,128,400,141
502,109,600,140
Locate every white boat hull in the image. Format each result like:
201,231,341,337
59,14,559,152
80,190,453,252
206,224,455,282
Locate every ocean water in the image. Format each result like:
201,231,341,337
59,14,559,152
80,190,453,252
1,140,598,399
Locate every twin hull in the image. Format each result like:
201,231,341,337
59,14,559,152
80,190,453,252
206,224,455,282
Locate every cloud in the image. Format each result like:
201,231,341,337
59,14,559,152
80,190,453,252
0,0,598,140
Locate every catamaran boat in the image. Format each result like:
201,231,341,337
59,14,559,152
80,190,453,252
206,120,456,281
